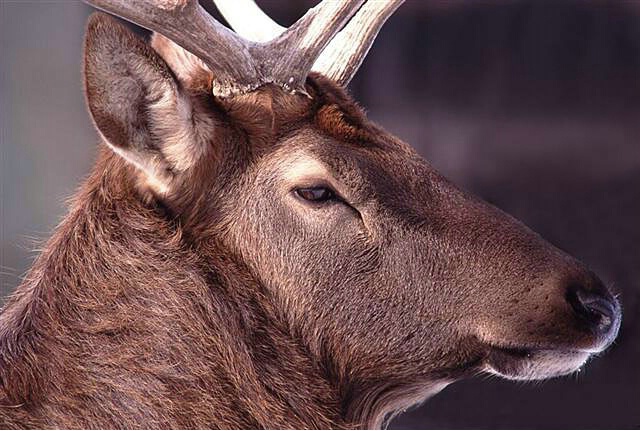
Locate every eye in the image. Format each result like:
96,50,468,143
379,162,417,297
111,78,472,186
295,186,335,203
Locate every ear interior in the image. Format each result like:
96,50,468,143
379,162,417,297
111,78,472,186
83,13,211,192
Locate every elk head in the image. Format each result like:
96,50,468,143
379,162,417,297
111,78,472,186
82,0,621,427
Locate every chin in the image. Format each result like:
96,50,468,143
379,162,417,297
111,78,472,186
484,347,593,380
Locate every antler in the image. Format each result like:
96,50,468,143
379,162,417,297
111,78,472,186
84,0,259,96
83,0,403,96
213,0,285,43
214,0,405,86
311,0,405,85
260,1,365,92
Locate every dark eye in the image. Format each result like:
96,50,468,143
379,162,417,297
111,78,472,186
295,186,335,203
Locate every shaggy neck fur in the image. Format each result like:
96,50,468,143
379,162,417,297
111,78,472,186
0,147,423,428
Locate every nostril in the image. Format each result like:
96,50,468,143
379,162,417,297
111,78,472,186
565,284,617,335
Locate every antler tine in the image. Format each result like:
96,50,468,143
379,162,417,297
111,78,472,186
83,0,260,97
251,0,366,93
312,0,405,86
213,0,285,43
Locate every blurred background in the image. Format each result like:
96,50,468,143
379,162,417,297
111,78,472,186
1,0,639,428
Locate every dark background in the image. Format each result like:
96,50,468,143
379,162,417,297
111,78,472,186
1,0,638,428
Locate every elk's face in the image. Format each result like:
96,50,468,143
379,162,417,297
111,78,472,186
223,118,621,388
83,15,621,422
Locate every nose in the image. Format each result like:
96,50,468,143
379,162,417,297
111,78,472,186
565,279,620,337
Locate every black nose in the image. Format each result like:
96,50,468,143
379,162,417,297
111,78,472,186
565,282,619,336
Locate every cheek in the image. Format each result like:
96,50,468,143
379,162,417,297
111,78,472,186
235,188,362,279
238,199,376,307
233,200,464,370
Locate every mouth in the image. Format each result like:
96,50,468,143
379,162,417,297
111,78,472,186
484,345,593,381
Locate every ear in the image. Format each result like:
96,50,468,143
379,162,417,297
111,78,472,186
83,13,212,193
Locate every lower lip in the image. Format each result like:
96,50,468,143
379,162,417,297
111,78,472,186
485,345,592,380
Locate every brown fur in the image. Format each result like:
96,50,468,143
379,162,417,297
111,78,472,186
0,13,620,429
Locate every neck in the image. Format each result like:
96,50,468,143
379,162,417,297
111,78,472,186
0,150,429,429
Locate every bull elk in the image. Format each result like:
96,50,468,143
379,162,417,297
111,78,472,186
0,0,621,429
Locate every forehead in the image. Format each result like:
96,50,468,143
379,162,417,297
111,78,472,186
271,127,376,176
265,127,436,195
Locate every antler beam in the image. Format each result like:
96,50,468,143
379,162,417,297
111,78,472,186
257,0,365,92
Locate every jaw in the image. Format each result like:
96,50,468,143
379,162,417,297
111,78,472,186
484,346,593,380
343,345,595,428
